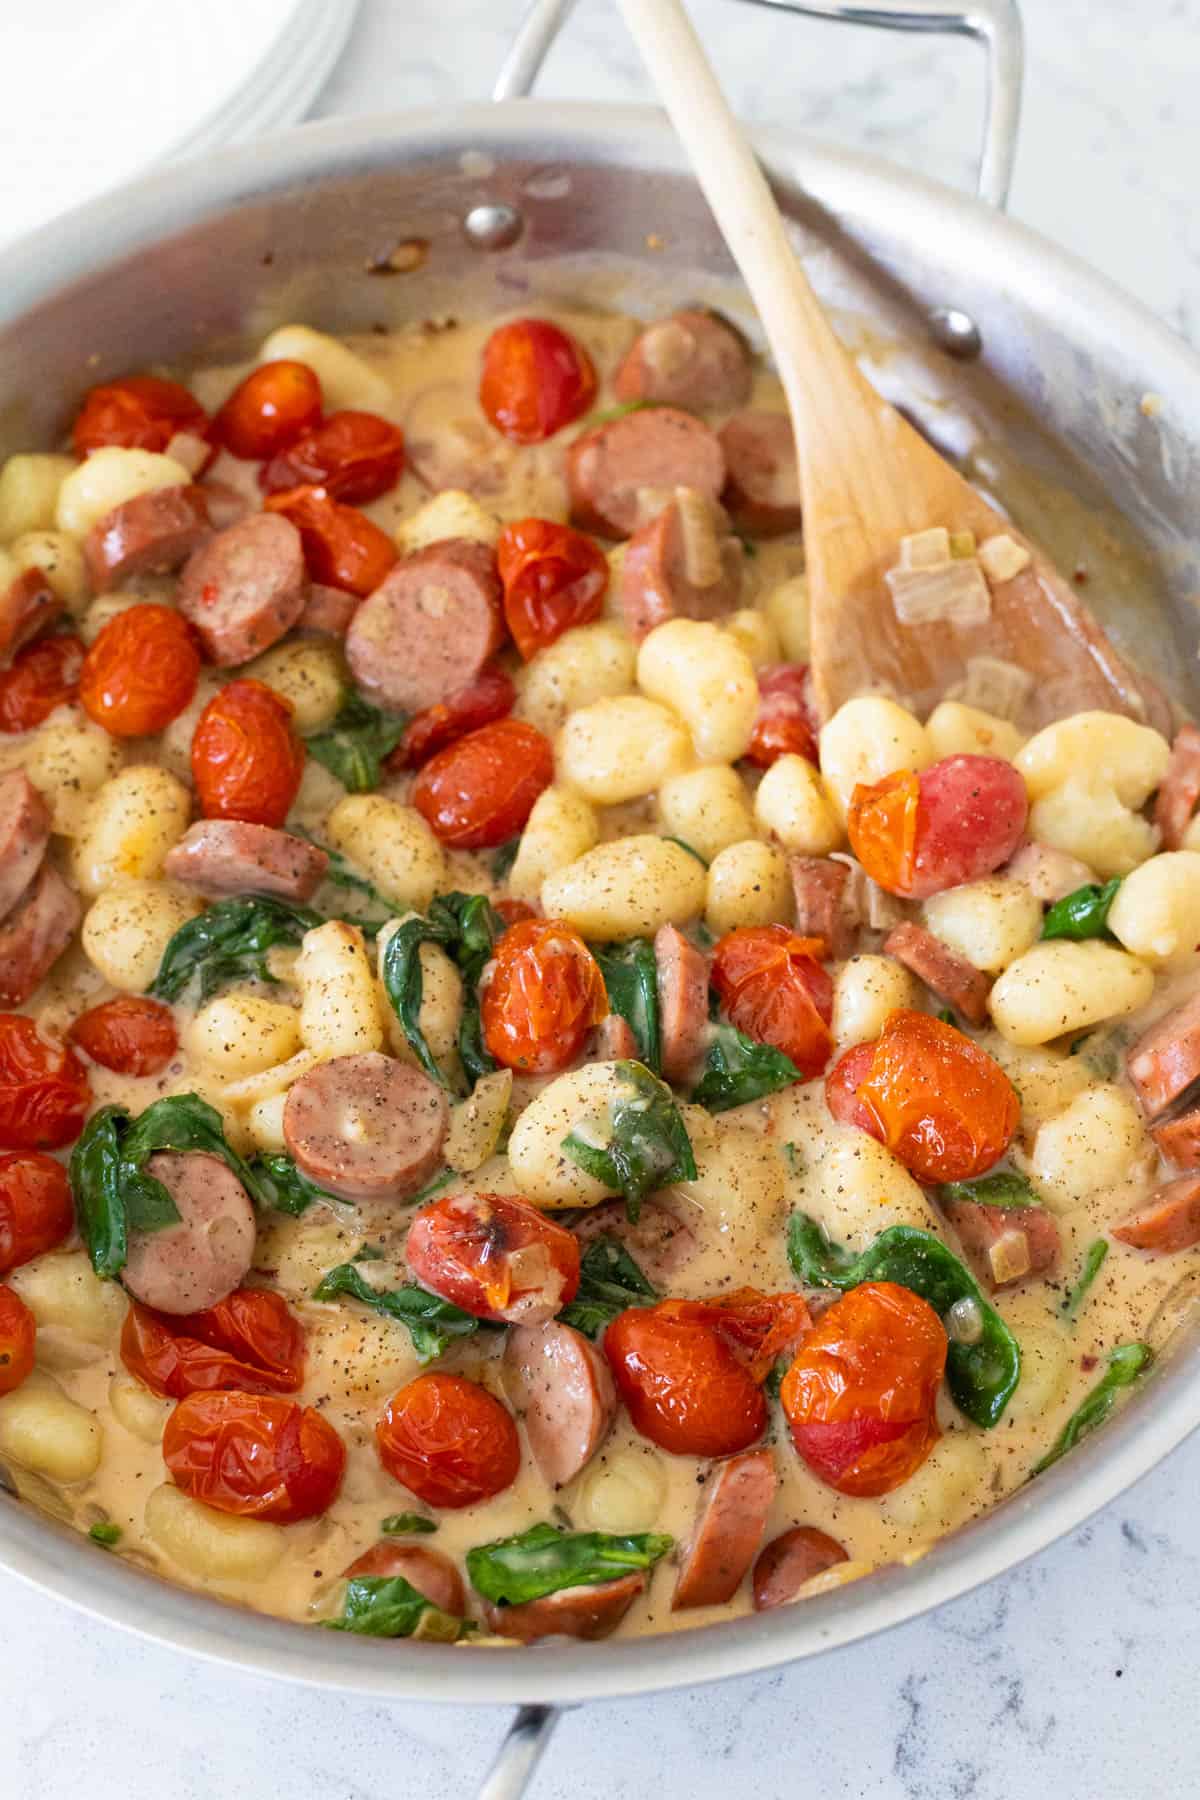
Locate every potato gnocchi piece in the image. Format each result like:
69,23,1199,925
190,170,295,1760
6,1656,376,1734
144,1484,286,1582
71,765,192,897
0,1371,102,1483
542,835,706,940
9,1251,128,1344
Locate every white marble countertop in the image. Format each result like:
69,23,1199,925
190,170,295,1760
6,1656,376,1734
6,2,1200,1795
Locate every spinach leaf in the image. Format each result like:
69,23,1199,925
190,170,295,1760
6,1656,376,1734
692,1025,800,1113
1031,1342,1152,1475
491,837,521,880
662,836,709,868
1060,1239,1110,1322
380,891,506,1090
327,1574,466,1640
313,1262,480,1363
466,1522,673,1605
69,1108,130,1278
590,940,659,1073
559,1234,658,1338
939,1170,1043,1210
305,691,407,793
786,1216,1021,1428
247,1153,348,1217
763,1357,789,1401
149,896,323,1003
1041,878,1122,942
381,1513,437,1536
561,1060,695,1224
294,828,395,917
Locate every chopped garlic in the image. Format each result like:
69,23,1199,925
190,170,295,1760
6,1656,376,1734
675,487,725,589
978,533,1032,584
886,558,992,628
899,527,951,570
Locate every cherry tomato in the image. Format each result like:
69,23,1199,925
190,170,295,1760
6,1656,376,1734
390,667,516,772
480,918,608,1074
411,718,554,849
496,518,608,660
67,997,178,1078
259,410,405,502
744,664,819,770
854,1009,1019,1183
263,484,397,597
696,1286,813,1383
376,1372,520,1509
163,1390,345,1521
824,1041,882,1138
711,925,833,1079
0,1016,89,1151
0,1151,73,1274
0,1285,35,1396
0,635,84,734
405,1191,582,1324
847,755,1029,899
212,361,322,460
480,319,597,445
780,1281,946,1496
191,678,306,827
79,604,200,738
71,375,209,458
605,1300,769,1457
494,898,537,928
121,1289,305,1400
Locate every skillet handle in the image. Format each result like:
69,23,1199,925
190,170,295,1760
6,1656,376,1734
476,1704,563,1800
494,0,1023,210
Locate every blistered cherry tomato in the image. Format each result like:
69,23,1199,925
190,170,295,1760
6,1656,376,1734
824,1040,882,1137
605,1300,769,1457
481,918,608,1074
0,1017,89,1151
0,1285,36,1395
695,1287,813,1384
121,1289,306,1400
854,1009,1019,1183
79,604,200,738
0,1151,73,1274
376,1372,520,1509
479,319,597,444
67,997,178,1078
744,664,819,769
212,360,322,460
406,1191,582,1324
163,1390,345,1521
494,898,537,928
847,754,1028,899
259,410,405,502
496,518,608,659
780,1281,946,1496
263,484,397,597
191,678,306,827
0,635,84,734
411,718,553,849
711,925,833,1079
390,667,515,771
71,375,209,458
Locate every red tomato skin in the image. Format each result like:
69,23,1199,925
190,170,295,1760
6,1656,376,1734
856,1009,1019,1184
604,1303,768,1457
744,665,820,770
846,769,920,896
191,678,306,827
163,1391,345,1522
212,361,323,460
824,1041,883,1138
711,925,833,1079
0,1017,90,1151
405,1191,581,1323
780,1281,946,1496
0,1151,73,1274
480,319,597,445
259,410,405,503
79,604,201,739
849,756,1028,899
263,485,397,597
494,898,537,928
390,668,516,772
376,1373,520,1508
121,1289,306,1400
68,997,178,1078
411,718,554,849
0,1285,36,1395
0,636,84,734
481,918,609,1075
71,375,209,458
496,519,608,659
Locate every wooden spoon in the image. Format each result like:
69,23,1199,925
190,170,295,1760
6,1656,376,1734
615,0,1172,735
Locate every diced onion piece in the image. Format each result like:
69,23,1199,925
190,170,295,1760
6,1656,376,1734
885,558,992,628
978,533,1032,584
675,487,724,589
899,527,951,570
164,433,211,477
945,654,1035,721
987,1229,1031,1286
946,1295,985,1345
829,852,906,931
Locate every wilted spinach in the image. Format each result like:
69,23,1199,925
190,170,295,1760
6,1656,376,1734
466,1523,672,1606
590,940,659,1072
561,1060,695,1223
939,1170,1044,1210
1041,878,1122,942
1031,1342,1152,1475
691,1025,800,1112
327,1574,466,1640
149,896,323,1003
558,1234,658,1338
305,691,407,793
1060,1239,1110,1322
380,892,506,1090
313,1261,481,1363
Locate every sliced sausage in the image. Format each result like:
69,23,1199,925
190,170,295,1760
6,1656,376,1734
790,857,857,960
1152,1107,1200,1170
752,1526,848,1611
122,1151,256,1314
883,921,991,1026
719,411,803,536
345,538,504,713
343,1541,466,1616
1003,842,1096,904
404,384,513,496
163,820,329,903
621,491,743,641
177,512,307,666
482,1573,645,1642
298,582,360,636
1155,723,1200,850
591,1014,638,1061
571,1197,698,1286
503,1320,617,1488
567,408,725,539
84,485,213,593
0,570,64,663
0,772,50,924
1113,1176,1200,1253
283,1052,449,1202
1127,992,1200,1118
655,923,710,1082
614,310,752,413
940,1197,1061,1290
197,481,253,531
672,1447,777,1610
0,863,81,1005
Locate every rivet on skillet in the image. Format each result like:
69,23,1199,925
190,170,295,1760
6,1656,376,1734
929,306,983,360
463,203,525,251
